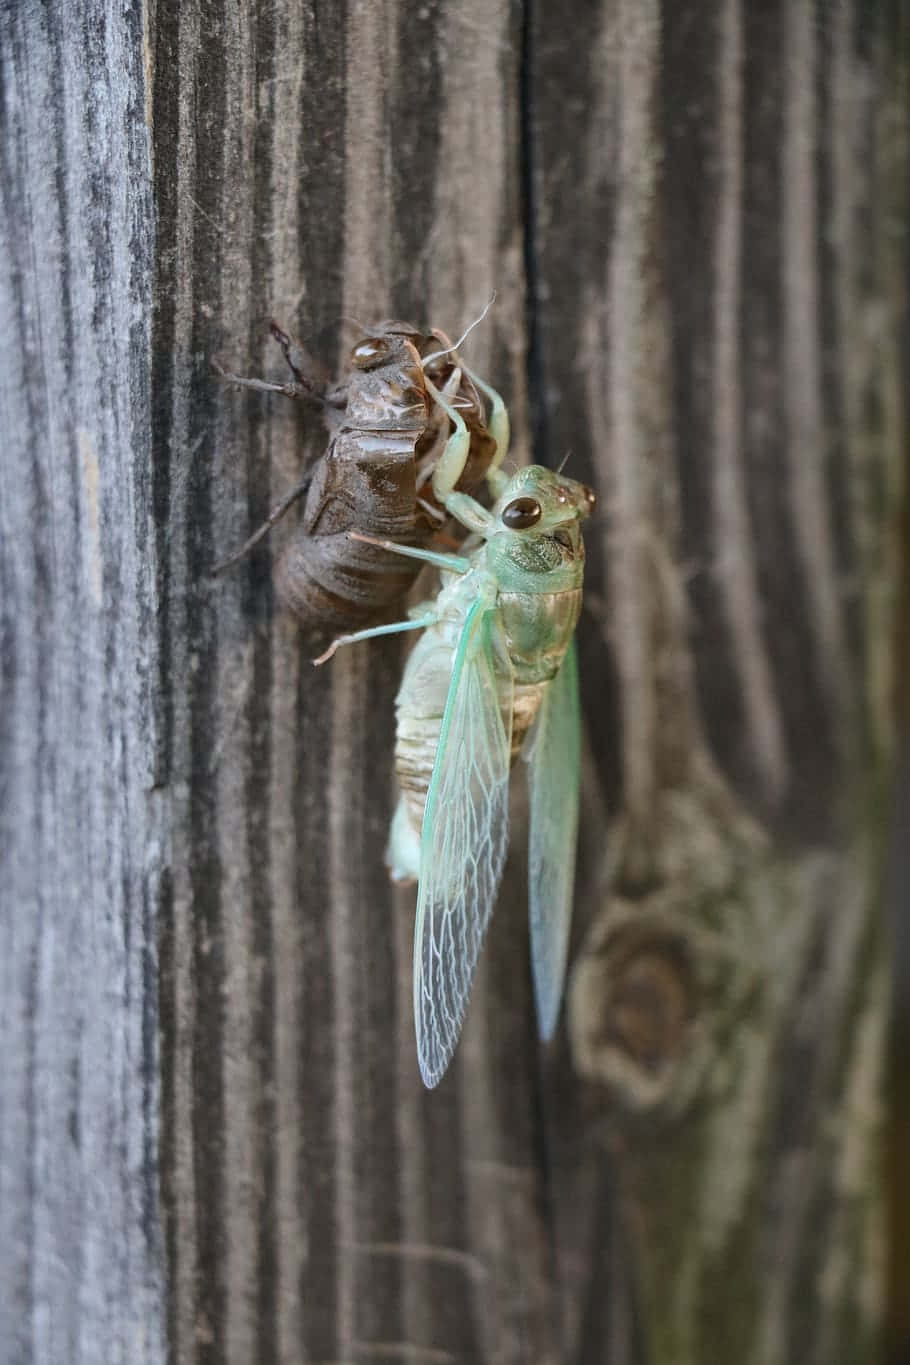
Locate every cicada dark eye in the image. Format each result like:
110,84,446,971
502,496,542,530
351,336,395,369
582,485,597,512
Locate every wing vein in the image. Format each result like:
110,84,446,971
413,602,513,1087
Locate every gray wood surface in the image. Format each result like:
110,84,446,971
1,1,905,1363
0,4,164,1362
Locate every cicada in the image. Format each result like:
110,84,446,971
318,379,595,1086
214,319,502,636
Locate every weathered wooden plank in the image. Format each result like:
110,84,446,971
0,4,164,1362
150,2,561,1362
529,1,905,1360
2,0,904,1361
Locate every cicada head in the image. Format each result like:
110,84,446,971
485,466,596,592
494,466,595,535
349,330,415,371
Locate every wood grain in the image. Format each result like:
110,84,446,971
0,4,164,1362
150,2,555,1362
531,1,904,1360
0,0,904,1362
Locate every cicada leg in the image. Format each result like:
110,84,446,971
312,609,440,666
212,473,312,575
346,530,471,576
424,377,495,537
312,525,469,661
268,321,333,400
211,323,331,573
460,365,510,499
415,365,463,494
210,358,309,401
211,320,330,403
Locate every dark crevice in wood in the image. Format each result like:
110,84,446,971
575,1164,640,1365
243,0,279,620
187,641,228,1365
519,0,548,467
764,903,830,1160
354,639,405,1349
127,799,157,1253
294,15,349,1365
187,6,232,1358
149,3,181,1352
421,1078,481,1357
815,5,865,704
156,864,179,1360
887,746,910,1365
390,1,442,318
529,1047,561,1343
249,645,278,1364
295,665,339,1363
886,45,910,1318
295,0,349,349
661,0,757,806
46,6,75,392
526,0,622,812
249,11,280,1360
149,2,179,792
740,0,837,843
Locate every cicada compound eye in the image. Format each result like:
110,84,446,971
351,335,395,370
502,496,542,530
582,485,597,513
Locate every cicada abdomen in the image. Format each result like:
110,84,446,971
216,320,497,636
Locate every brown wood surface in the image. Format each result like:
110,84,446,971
1,1,905,1362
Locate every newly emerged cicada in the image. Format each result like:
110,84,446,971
317,377,595,1087
214,318,502,635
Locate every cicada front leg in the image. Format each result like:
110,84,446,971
414,364,464,496
212,320,331,403
211,322,335,574
424,377,495,536
267,321,334,402
461,365,510,499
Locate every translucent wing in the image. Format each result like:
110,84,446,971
414,600,513,1087
525,638,581,1040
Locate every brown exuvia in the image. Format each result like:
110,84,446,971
214,320,497,635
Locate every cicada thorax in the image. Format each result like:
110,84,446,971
275,322,495,635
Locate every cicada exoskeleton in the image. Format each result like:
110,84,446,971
215,319,502,635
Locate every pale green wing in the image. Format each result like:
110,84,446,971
525,637,581,1040
414,600,513,1088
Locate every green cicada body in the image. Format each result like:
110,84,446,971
390,466,593,1085
316,362,594,1087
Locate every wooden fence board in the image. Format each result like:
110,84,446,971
0,1,905,1362
0,4,164,1362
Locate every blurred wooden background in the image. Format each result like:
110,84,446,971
1,2,906,1362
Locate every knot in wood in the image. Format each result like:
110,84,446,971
569,908,700,1114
